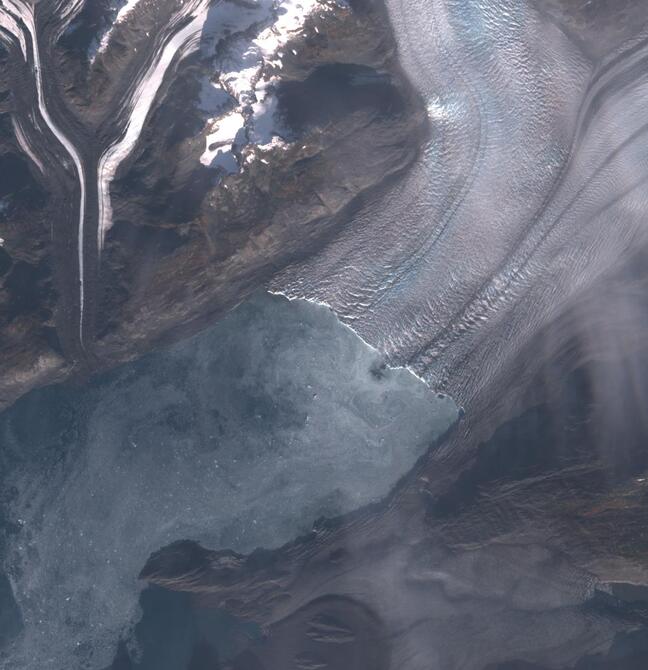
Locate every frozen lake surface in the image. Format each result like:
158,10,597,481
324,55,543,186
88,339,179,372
0,292,456,670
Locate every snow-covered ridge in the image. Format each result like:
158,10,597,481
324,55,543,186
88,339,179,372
88,0,144,62
97,0,213,252
0,0,349,340
200,0,349,169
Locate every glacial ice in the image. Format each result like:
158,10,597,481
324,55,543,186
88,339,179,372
0,292,457,670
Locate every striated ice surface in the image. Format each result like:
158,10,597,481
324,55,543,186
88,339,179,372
0,292,457,670
270,0,648,428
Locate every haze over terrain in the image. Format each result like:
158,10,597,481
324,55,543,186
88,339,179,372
1,0,648,669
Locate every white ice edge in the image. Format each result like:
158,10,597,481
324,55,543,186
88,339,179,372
267,289,450,391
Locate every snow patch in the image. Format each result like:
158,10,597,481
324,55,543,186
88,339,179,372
199,0,347,170
89,0,144,62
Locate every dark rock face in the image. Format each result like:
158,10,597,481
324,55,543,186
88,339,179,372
2,0,648,669
0,0,427,410
95,4,425,363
